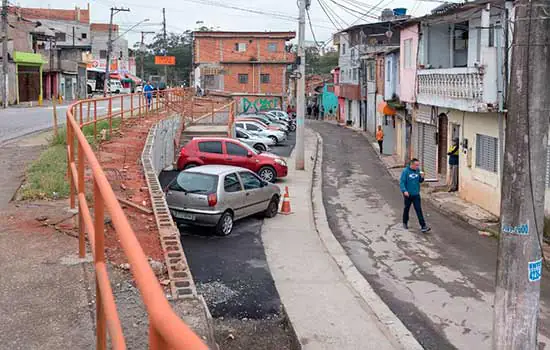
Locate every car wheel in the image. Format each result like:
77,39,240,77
290,124,297,132
258,166,276,183
184,163,198,170
254,143,266,152
215,211,234,236
269,136,278,144
264,195,279,218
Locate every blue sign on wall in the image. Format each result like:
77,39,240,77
528,259,543,282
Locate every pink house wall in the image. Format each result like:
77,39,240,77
399,23,419,103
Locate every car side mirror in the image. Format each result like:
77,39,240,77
247,152,253,158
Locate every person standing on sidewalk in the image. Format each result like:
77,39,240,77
143,81,154,110
447,138,459,192
376,125,384,155
400,158,431,233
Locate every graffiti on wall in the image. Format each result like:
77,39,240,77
241,97,280,113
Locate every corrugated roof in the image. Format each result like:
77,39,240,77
10,6,90,24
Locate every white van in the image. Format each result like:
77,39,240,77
109,79,123,94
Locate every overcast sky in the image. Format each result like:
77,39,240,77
16,0,439,47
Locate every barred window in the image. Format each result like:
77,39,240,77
475,134,498,173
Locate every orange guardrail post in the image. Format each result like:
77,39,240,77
121,95,124,123
93,179,107,350
94,100,98,140
130,93,134,117
77,143,85,258
108,98,113,137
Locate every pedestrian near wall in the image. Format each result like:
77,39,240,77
376,125,384,155
447,138,459,192
400,158,431,233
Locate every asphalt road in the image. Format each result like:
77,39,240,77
159,131,295,319
309,121,550,349
0,94,149,144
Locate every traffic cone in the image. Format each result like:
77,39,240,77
280,186,292,215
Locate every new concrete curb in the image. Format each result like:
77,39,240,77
310,129,424,350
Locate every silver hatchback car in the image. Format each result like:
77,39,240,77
165,165,281,236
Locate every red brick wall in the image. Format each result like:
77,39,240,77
223,64,285,95
195,37,290,63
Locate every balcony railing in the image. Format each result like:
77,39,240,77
417,67,488,112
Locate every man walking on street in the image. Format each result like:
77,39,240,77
376,125,384,155
400,158,431,233
143,81,154,110
447,138,459,192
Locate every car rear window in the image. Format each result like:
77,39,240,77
198,141,223,154
169,172,218,194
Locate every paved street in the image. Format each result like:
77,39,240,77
309,121,550,349
0,94,146,144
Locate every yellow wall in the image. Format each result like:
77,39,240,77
446,110,501,215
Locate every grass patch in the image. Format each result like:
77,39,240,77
20,117,123,200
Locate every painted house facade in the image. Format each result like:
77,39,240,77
193,31,296,113
400,1,513,215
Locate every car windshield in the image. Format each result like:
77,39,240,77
169,172,218,194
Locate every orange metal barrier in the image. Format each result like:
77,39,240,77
66,89,208,350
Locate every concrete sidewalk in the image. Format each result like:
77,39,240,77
262,128,421,350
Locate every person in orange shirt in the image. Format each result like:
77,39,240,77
376,125,384,155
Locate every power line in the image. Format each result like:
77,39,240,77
327,0,379,21
316,0,342,30
320,0,349,28
306,8,321,47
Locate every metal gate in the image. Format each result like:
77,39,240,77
416,122,438,180
17,65,40,102
382,115,395,155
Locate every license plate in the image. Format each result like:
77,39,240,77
171,210,195,221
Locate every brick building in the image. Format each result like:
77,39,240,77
193,31,296,113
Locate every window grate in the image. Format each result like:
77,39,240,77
475,134,498,173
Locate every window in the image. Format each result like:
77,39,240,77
368,62,375,81
247,123,260,131
224,173,242,193
488,24,495,47
267,43,277,52
81,33,87,39
238,74,249,84
342,43,346,55
476,134,498,173
119,51,123,59
236,130,248,139
55,32,66,42
169,172,218,194
404,39,413,69
353,68,357,81
198,141,223,154
226,142,249,157
239,171,263,190
99,50,107,59
235,43,247,52
235,123,244,130
260,74,270,84
387,60,391,82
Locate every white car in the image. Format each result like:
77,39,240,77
236,127,275,152
235,121,287,144
108,79,123,94
267,110,292,122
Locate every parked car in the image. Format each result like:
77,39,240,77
235,120,287,144
236,117,287,135
108,79,123,94
177,137,288,182
236,127,274,152
165,165,281,236
264,111,296,131
238,114,289,133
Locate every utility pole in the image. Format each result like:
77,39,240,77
1,0,8,108
493,0,550,348
49,37,58,137
104,7,130,97
140,31,154,82
162,8,168,86
295,0,308,170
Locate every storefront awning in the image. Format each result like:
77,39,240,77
13,51,46,65
378,101,396,116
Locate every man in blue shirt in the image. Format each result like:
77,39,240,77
143,81,154,109
400,158,431,233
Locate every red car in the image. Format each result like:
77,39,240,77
177,138,288,182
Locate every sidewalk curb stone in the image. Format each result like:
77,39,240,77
310,129,424,350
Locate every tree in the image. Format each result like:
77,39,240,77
305,46,338,75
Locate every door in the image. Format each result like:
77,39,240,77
225,141,254,171
382,115,395,155
65,76,74,101
238,171,270,216
197,140,226,165
438,114,448,176
222,173,246,220
418,123,438,180
18,65,40,102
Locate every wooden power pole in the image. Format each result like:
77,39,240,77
162,8,168,86
493,0,550,348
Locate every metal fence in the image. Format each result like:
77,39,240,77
66,89,208,350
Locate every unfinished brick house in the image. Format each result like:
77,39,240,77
193,31,296,113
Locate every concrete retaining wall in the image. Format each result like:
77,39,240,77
150,117,182,175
